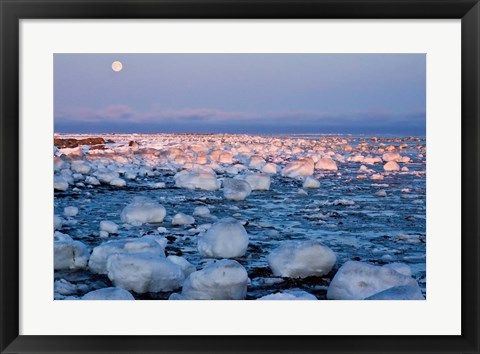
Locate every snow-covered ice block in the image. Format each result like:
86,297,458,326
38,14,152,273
54,176,69,191
248,155,266,170
262,163,278,174
172,213,195,226
326,261,421,300
223,178,251,201
365,285,425,300
54,215,64,230
382,152,402,162
169,259,248,300
315,158,338,171
236,173,271,191
281,158,314,178
107,253,185,293
383,262,412,277
166,255,196,277
82,287,135,300
85,176,100,185
333,199,355,206
303,176,320,189
100,220,119,234
63,206,79,217
54,279,78,296
70,160,91,174
110,178,127,187
88,236,166,274
120,197,166,225
198,218,249,258
257,290,317,300
54,232,90,270
384,161,400,172
193,206,210,218
268,240,336,278
174,169,220,191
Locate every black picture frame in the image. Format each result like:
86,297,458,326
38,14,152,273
1,0,479,353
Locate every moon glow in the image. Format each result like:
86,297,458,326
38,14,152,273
112,61,123,72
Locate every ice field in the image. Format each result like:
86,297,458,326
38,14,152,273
54,134,426,300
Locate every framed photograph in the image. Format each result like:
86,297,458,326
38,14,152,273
1,0,478,353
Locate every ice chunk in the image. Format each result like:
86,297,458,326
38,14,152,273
107,253,185,293
166,255,196,277
262,163,278,174
120,197,166,225
374,190,387,197
236,173,271,191
54,215,63,230
100,220,119,234
82,287,135,300
223,178,251,201
88,236,166,274
281,158,314,178
172,213,195,226
303,176,320,189
198,218,249,258
110,178,127,187
54,176,69,191
193,206,210,218
383,262,412,277
365,285,425,300
54,279,77,296
63,206,78,217
333,199,355,206
174,169,220,191
70,160,91,174
326,261,421,300
384,161,400,171
257,290,317,300
54,232,90,270
382,152,402,162
169,259,248,300
315,158,338,171
268,240,336,278
85,176,100,185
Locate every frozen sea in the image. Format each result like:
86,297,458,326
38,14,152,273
54,133,426,300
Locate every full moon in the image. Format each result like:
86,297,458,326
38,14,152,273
111,61,123,72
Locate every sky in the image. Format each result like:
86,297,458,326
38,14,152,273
54,54,426,135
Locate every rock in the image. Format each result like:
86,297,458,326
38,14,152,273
198,218,249,258
268,240,336,278
326,261,421,300
120,197,166,225
223,178,251,201
169,259,248,300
